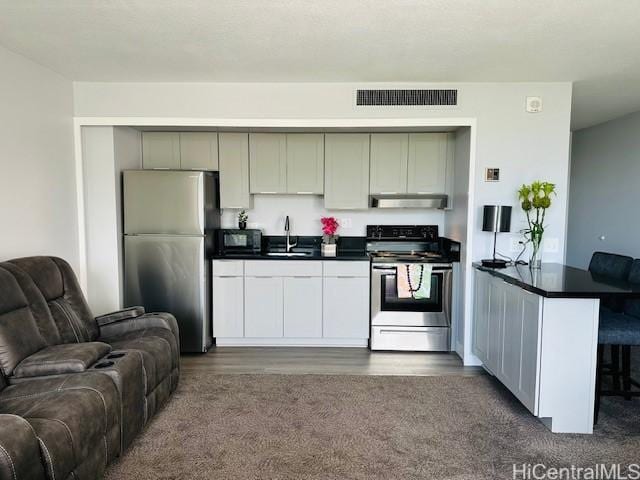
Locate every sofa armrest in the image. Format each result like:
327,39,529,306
95,306,146,327
0,414,47,480
12,342,112,379
99,312,179,344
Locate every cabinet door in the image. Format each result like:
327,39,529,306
472,270,490,363
407,133,448,194
249,133,287,194
324,134,370,209
219,132,251,209
244,276,283,337
142,132,180,169
499,283,522,391
517,289,542,413
369,134,408,194
486,277,505,375
323,276,369,338
286,134,324,194
212,276,244,337
180,132,218,171
283,277,322,337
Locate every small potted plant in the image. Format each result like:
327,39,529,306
238,210,248,230
517,181,556,269
320,217,339,257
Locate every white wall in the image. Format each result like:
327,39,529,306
0,46,78,269
73,81,573,364
567,110,640,268
221,195,444,235
81,126,141,314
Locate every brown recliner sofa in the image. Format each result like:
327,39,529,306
0,256,180,480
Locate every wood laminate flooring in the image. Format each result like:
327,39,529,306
181,347,484,376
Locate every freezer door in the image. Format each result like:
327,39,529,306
124,170,205,235
124,235,210,353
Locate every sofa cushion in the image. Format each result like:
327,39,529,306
8,257,98,342
623,259,640,319
0,414,47,480
0,268,47,377
0,372,121,478
12,342,112,379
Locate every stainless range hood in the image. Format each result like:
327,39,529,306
370,194,448,209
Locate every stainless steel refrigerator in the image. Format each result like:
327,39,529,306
123,170,219,353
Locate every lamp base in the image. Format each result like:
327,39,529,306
481,258,508,269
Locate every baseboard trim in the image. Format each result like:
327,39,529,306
215,338,369,347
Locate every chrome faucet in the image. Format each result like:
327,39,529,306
284,216,297,252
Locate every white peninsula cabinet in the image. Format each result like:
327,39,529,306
212,260,370,346
473,267,601,434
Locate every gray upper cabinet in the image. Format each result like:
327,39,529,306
219,132,251,209
407,133,449,194
369,134,409,194
179,132,218,171
249,133,287,194
142,132,180,169
286,134,324,194
324,134,370,209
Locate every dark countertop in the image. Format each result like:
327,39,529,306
211,253,371,262
474,262,640,299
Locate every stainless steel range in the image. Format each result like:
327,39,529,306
367,225,457,352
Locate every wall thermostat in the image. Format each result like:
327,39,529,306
486,168,500,182
526,96,543,113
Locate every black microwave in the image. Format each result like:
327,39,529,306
217,229,262,255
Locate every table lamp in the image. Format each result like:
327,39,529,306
481,205,512,268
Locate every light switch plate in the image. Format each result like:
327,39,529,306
526,96,543,113
544,237,559,253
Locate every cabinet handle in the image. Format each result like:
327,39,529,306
296,192,313,194
380,192,398,195
259,191,277,194
152,167,170,170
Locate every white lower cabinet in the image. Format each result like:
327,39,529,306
212,276,244,337
473,270,542,414
244,276,284,338
212,260,370,345
283,277,323,337
323,276,369,338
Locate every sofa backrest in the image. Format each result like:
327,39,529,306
0,266,48,377
7,257,98,343
589,252,634,281
0,262,62,345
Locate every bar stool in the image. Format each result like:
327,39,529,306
589,252,633,397
594,258,640,423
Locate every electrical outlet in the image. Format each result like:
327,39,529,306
544,237,559,253
339,217,352,228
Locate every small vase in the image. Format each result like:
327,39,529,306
238,221,247,230
530,231,543,269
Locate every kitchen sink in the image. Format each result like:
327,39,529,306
265,252,314,257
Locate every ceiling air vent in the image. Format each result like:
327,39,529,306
356,89,457,107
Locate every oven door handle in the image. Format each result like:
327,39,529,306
372,266,398,271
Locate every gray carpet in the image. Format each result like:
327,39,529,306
105,373,640,480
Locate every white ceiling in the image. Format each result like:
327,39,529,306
1,0,639,130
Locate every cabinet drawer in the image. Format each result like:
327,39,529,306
245,260,322,277
371,326,449,351
323,261,370,277
212,260,244,277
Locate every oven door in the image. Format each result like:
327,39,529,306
371,263,452,328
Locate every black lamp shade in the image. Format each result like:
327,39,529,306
482,205,512,233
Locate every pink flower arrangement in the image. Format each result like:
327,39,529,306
321,217,339,236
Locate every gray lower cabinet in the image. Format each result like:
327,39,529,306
324,134,370,209
212,276,244,337
218,132,251,209
286,134,324,194
369,133,409,194
142,132,180,169
179,132,218,171
473,270,542,414
249,133,287,194
244,276,284,338
323,276,369,338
